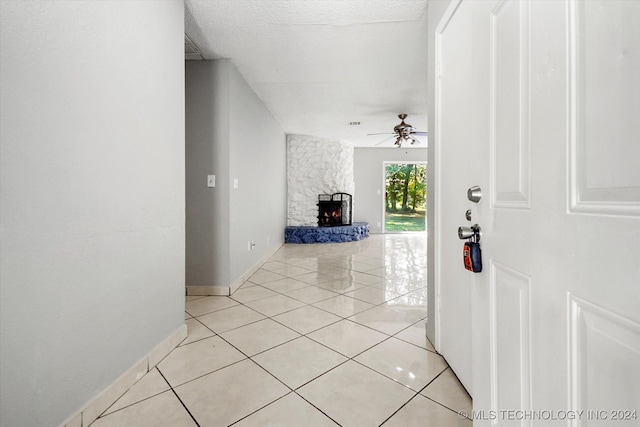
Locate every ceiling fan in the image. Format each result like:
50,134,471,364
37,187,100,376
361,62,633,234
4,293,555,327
368,113,428,147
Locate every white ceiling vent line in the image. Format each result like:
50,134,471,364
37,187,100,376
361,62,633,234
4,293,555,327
185,34,204,60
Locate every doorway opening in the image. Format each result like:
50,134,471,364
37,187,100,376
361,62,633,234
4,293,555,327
383,162,427,233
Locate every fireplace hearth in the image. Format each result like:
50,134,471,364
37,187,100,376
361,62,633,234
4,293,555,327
317,193,352,227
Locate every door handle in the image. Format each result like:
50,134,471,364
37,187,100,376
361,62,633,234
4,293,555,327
458,224,482,242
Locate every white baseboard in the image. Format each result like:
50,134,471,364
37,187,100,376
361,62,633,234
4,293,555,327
61,324,188,427
186,285,230,296
230,244,282,295
185,243,284,296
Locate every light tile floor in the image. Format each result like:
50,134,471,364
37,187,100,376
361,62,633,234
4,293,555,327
91,234,472,426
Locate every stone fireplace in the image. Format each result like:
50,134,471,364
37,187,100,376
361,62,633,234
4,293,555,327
287,135,354,226
285,135,368,243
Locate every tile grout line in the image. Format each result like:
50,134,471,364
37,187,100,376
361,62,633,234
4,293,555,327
422,395,473,421
414,366,475,419
290,391,344,426
156,368,201,427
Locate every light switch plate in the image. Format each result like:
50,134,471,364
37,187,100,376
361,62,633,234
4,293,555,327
233,178,239,189
207,175,215,188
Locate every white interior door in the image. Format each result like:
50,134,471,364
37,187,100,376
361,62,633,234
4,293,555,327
434,0,475,392
437,0,640,423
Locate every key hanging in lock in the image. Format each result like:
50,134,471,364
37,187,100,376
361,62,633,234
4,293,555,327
463,240,482,272
461,225,482,273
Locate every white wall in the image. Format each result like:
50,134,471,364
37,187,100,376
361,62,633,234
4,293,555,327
185,60,287,292
354,148,427,233
0,2,185,426
229,64,287,281
287,135,355,226
186,61,232,287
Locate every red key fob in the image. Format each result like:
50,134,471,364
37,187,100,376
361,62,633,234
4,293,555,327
463,242,482,273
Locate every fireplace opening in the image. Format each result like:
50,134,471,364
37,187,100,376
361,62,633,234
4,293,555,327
317,193,352,227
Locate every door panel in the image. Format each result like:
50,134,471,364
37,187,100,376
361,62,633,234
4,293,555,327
569,295,640,424
490,261,531,422
483,0,535,421
490,0,530,209
570,0,640,214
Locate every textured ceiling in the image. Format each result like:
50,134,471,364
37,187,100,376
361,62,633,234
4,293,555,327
184,0,429,147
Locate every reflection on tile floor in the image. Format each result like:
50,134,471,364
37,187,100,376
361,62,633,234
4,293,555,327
92,234,472,426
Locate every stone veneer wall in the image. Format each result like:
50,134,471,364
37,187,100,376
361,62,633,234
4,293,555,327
287,135,355,226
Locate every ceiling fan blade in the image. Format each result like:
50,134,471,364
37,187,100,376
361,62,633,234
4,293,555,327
411,131,428,136
367,132,396,136
374,135,395,146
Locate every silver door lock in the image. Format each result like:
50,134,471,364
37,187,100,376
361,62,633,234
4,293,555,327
458,224,482,242
467,186,482,203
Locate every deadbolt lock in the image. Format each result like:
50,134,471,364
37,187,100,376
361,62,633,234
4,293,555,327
467,186,482,203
